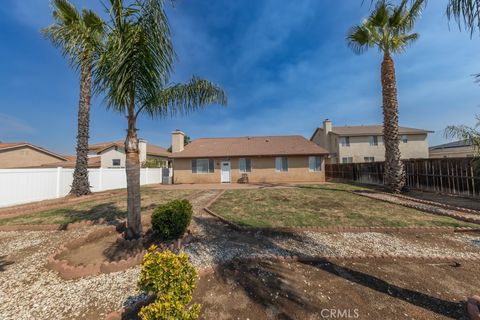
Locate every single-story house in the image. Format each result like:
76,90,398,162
88,139,170,168
0,142,68,168
169,130,329,184
429,140,476,158
40,155,101,168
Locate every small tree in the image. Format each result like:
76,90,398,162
95,0,227,239
445,114,480,169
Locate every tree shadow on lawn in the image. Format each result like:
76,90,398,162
0,255,14,272
57,202,161,230
190,215,467,319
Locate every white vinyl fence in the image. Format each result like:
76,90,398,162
0,167,164,208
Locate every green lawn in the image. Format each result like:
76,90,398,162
209,184,477,228
0,187,194,226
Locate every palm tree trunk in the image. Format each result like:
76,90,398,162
124,92,142,239
70,54,92,196
381,52,406,193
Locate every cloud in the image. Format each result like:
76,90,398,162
0,114,36,140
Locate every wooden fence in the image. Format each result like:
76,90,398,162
325,158,480,197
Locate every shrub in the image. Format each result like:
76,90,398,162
138,246,200,320
151,199,193,240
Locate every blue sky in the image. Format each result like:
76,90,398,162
0,0,479,154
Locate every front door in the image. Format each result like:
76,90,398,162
221,161,231,183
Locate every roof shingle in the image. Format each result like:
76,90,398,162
170,135,328,158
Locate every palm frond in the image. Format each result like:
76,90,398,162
143,76,227,118
390,32,419,53
447,0,480,35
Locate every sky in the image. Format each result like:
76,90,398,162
0,0,479,154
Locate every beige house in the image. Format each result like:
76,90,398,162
311,119,431,164
429,140,476,158
88,140,170,168
170,130,328,184
0,142,68,168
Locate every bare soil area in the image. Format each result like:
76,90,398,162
194,259,479,320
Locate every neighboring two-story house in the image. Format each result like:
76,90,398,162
88,140,170,168
310,119,431,164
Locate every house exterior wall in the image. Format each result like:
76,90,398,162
312,130,429,164
429,146,476,158
0,146,64,168
99,148,126,168
172,155,325,184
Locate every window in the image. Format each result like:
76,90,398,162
112,159,121,166
239,158,252,173
401,135,408,143
340,137,350,147
192,159,214,174
369,136,378,146
309,156,322,172
342,157,353,164
364,157,375,163
275,157,288,172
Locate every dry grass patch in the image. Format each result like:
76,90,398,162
0,187,194,226
209,184,476,228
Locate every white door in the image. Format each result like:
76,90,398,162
221,161,231,183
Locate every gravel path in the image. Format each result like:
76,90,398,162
0,189,479,320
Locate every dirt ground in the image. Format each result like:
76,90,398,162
194,259,479,320
404,189,480,212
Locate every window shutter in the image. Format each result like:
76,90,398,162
209,159,214,173
192,160,197,173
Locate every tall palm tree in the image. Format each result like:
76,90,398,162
347,0,424,193
96,0,227,239
43,0,104,196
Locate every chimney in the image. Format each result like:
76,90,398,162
323,119,332,134
171,130,185,153
139,139,147,162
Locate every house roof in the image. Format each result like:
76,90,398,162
170,135,329,158
0,142,67,161
89,140,170,157
311,125,432,139
429,140,473,150
40,156,101,168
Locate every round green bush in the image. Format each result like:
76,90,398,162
151,199,193,240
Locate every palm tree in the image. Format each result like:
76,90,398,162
43,0,104,196
96,0,227,239
445,114,480,169
347,0,424,193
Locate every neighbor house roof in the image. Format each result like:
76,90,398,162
89,140,170,157
311,125,432,139
170,135,329,158
429,140,473,150
0,142,67,161
39,156,101,168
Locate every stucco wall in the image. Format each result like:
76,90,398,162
100,148,126,168
429,146,476,158
172,155,325,184
0,146,64,168
312,131,429,164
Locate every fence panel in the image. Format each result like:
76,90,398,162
0,167,164,207
326,158,479,197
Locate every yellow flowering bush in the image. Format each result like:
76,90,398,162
137,246,201,320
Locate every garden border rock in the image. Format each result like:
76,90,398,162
468,296,480,320
0,220,104,232
203,207,480,234
47,226,187,280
